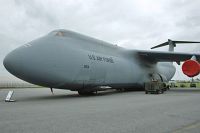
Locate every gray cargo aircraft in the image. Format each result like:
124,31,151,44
3,29,200,95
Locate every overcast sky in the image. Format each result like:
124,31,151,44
0,0,200,80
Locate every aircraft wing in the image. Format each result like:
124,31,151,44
135,50,200,63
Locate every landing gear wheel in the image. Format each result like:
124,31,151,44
156,90,159,94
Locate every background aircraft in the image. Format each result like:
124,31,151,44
3,29,200,95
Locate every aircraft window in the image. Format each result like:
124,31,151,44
49,30,74,38
55,31,65,37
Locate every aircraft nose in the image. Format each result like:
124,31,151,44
3,46,44,86
3,48,25,77
3,53,11,72
3,45,44,85
3,42,64,87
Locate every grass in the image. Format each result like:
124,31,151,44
173,82,200,88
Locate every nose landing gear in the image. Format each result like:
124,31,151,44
50,88,54,94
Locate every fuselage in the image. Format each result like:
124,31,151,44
3,29,176,91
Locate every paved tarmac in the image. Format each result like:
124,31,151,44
0,88,200,133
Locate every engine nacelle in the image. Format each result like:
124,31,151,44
182,59,200,77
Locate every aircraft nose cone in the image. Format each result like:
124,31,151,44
3,49,24,77
3,54,11,71
3,36,68,88
3,45,63,87
3,47,42,85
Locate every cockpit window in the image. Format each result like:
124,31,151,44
55,31,64,37
49,30,70,37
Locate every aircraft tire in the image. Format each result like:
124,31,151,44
156,90,159,94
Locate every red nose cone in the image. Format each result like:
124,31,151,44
182,60,200,77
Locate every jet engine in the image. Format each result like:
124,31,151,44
182,59,200,77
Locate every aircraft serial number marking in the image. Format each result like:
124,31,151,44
88,54,114,63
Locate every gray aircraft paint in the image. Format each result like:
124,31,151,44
3,29,199,92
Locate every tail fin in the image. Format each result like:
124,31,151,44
151,39,200,52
